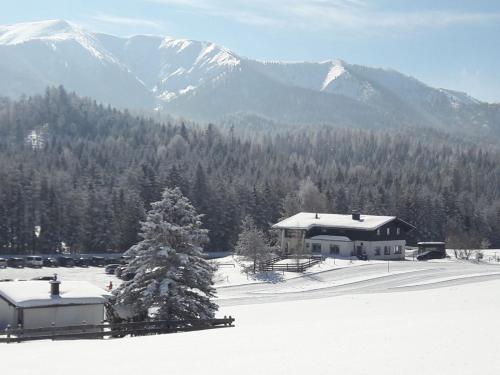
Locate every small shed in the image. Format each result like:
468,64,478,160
0,278,111,329
417,242,446,257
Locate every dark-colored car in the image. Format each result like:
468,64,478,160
90,256,105,267
105,257,120,265
57,256,75,267
74,257,89,267
0,258,7,268
119,255,134,265
7,257,25,268
31,276,56,281
105,264,121,275
43,257,59,267
417,250,445,261
120,271,136,281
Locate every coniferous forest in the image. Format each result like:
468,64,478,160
0,86,499,254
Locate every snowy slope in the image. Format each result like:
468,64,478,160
0,20,498,134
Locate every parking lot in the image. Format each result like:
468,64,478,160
0,256,123,289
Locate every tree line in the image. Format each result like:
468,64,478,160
0,86,499,254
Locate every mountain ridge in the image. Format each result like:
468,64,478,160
0,19,498,135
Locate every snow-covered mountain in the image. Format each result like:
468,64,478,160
0,19,498,133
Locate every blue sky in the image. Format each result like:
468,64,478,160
2,0,499,102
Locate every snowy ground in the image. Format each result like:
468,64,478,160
2,254,500,374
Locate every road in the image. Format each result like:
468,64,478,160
216,260,500,306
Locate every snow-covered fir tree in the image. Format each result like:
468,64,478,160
112,187,217,320
235,215,272,273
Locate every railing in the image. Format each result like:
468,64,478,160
0,316,235,343
259,256,322,273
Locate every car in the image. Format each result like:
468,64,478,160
57,256,75,267
105,264,121,275
31,276,56,281
7,257,25,268
90,256,105,267
119,255,134,265
0,279,14,282
120,271,136,281
0,258,7,268
74,257,89,267
26,256,43,268
114,265,127,278
43,257,58,267
417,250,446,261
105,257,120,265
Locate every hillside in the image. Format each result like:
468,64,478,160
0,88,499,254
0,20,499,135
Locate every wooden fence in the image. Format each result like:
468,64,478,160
0,316,235,343
259,256,322,273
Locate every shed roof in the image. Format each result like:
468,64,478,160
0,281,111,308
272,212,398,231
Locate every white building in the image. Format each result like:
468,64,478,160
272,212,416,260
0,278,111,330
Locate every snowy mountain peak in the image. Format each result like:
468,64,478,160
0,19,81,45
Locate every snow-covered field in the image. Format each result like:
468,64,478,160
2,256,500,374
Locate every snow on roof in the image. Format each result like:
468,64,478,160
308,235,352,242
0,281,111,308
272,212,396,231
418,242,446,245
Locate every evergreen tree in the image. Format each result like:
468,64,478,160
112,187,217,320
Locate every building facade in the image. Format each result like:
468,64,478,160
273,212,415,260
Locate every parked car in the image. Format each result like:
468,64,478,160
26,256,43,268
105,264,121,275
119,255,134,265
417,250,445,261
114,265,127,278
57,256,75,267
90,256,105,267
7,257,25,268
43,257,58,267
120,271,136,281
105,257,120,265
74,257,89,267
0,258,7,268
0,278,14,282
31,276,56,281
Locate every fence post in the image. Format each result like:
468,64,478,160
51,322,55,341
5,324,11,344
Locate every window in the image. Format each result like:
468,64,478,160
397,227,401,235
306,242,310,248
374,247,381,256
395,245,403,254
386,227,390,235
384,246,390,255
312,243,322,254
376,229,381,236
330,244,340,255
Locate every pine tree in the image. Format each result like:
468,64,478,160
112,187,217,321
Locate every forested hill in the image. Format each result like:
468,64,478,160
0,87,499,254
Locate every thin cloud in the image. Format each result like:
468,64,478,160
91,14,167,30
147,0,500,31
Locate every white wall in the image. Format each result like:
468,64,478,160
305,239,406,260
305,239,353,258
22,304,105,329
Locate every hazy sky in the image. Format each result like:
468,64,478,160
2,0,499,102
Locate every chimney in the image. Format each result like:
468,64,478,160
50,274,61,296
352,210,361,221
